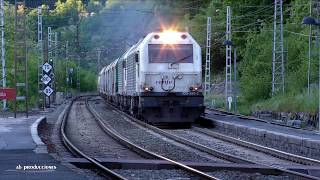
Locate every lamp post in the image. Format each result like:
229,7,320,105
303,16,320,131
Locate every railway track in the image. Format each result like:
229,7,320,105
98,98,320,180
61,96,219,179
60,96,126,179
204,107,320,161
192,127,320,166
86,97,219,180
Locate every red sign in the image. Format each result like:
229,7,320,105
0,88,16,100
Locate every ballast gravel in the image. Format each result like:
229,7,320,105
168,129,300,166
113,169,200,180
114,169,295,180
90,99,226,163
207,170,295,180
66,100,142,159
89,98,300,179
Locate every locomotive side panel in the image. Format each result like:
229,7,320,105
117,58,123,94
126,53,137,96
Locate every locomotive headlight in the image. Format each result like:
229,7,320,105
161,31,179,44
189,85,200,92
143,85,153,92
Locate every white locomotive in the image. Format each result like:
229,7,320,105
98,31,204,125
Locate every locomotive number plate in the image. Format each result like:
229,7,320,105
182,92,199,96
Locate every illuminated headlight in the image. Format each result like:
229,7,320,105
189,86,200,92
143,86,153,92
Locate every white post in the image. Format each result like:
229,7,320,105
1,0,6,110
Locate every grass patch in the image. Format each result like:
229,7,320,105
204,94,251,115
204,94,225,109
251,89,318,113
205,88,318,115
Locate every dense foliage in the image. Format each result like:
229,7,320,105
1,0,98,109
1,0,317,113
182,0,318,113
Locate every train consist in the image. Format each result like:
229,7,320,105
98,31,204,125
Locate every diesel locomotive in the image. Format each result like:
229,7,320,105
98,31,204,125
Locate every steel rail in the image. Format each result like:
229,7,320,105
193,127,320,166
105,102,319,180
86,98,219,180
60,96,126,180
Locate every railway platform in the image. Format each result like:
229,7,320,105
205,110,320,160
0,116,86,179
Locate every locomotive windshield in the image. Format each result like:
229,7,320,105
148,44,193,63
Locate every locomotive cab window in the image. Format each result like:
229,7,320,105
148,44,193,63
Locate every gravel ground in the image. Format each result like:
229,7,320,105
69,98,207,179
168,129,300,166
207,171,296,180
90,98,227,164
66,100,143,159
91,98,299,180
38,100,104,179
113,169,200,180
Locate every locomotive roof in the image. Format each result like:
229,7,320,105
101,31,199,72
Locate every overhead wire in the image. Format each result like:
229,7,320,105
232,4,274,20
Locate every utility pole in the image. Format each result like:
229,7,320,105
65,41,69,95
77,55,80,92
316,0,320,132
37,6,44,110
204,17,212,95
47,27,52,106
0,0,5,110
308,0,312,95
233,48,237,113
53,32,57,102
272,0,285,96
76,17,80,93
225,6,232,111
14,0,28,117
54,33,58,63
97,48,101,73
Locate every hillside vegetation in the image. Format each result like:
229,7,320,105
0,0,317,115
182,0,318,114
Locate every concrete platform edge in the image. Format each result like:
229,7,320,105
30,116,48,154
210,118,320,159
